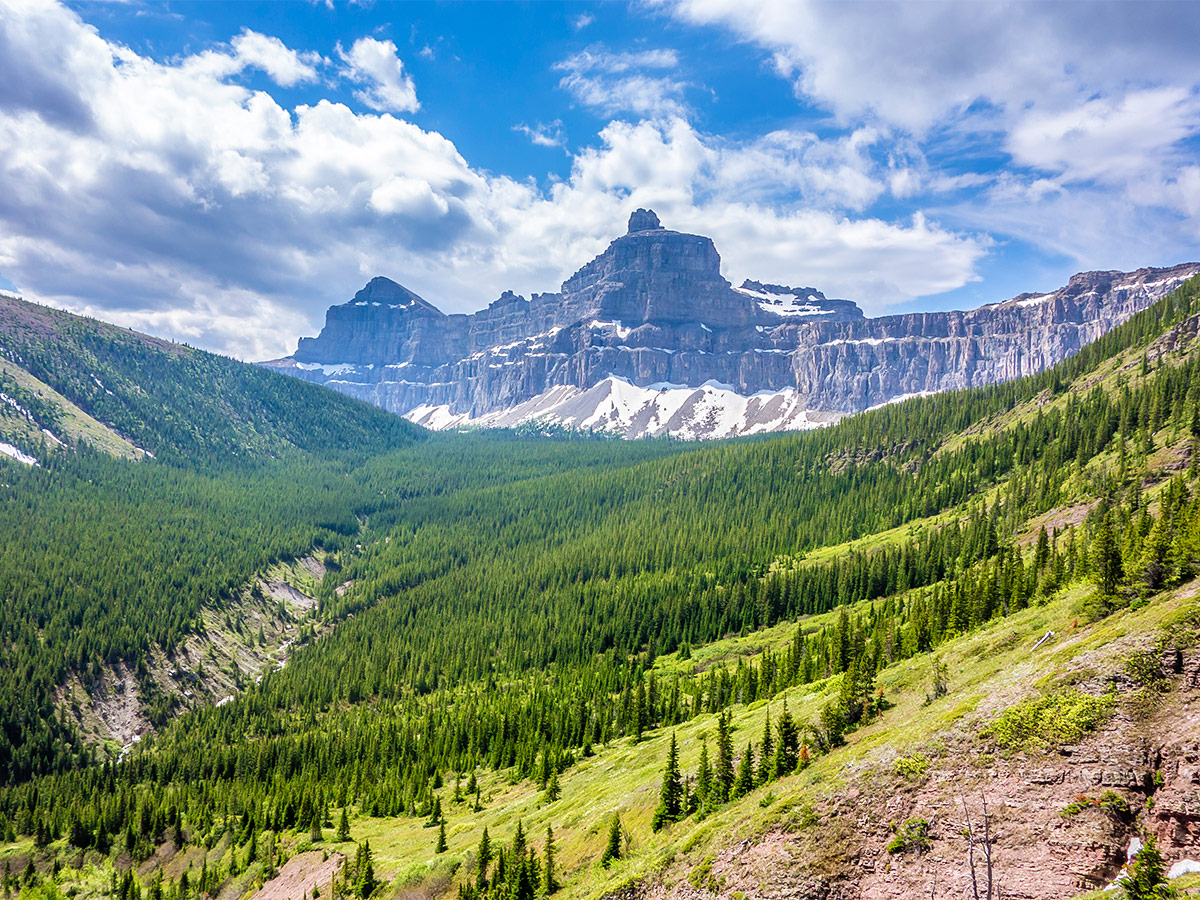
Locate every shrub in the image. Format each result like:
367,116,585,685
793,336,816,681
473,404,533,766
984,690,1115,753
894,753,930,780
886,818,931,855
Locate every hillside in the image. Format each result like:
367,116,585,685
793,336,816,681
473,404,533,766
0,295,424,466
2,276,1200,900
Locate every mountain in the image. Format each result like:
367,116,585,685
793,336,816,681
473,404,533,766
0,293,423,466
6,273,1200,900
265,209,1200,438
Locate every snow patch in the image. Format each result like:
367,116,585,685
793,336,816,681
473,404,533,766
0,442,37,466
1015,293,1055,307
735,285,837,317
294,362,367,376
865,390,937,411
404,377,843,440
1169,860,1200,879
588,319,633,340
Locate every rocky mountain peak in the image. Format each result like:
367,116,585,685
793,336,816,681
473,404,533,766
627,208,663,233
269,209,1200,439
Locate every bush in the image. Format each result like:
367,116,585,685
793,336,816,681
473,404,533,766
886,818,931,855
894,753,930,781
984,690,1115,753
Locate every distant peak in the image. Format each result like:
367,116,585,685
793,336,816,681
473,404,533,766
627,208,662,234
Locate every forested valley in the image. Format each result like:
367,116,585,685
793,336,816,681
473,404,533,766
3,278,1200,900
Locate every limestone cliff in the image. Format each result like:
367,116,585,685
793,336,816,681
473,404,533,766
264,210,1200,438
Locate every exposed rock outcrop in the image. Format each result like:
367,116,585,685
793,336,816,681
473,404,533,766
264,211,1200,438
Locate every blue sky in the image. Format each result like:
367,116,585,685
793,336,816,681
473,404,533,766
0,0,1198,358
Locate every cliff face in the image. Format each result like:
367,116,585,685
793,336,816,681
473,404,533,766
264,210,1200,438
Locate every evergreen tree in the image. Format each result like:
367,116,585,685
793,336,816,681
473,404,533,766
435,822,447,854
354,841,376,899
543,824,558,895
544,769,561,803
756,715,774,785
1094,513,1123,595
599,816,622,869
694,739,712,814
475,827,492,890
336,808,350,843
1122,834,1171,900
775,704,799,776
651,733,683,831
732,743,755,799
714,712,734,804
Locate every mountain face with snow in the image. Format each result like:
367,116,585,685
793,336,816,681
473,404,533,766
264,210,1200,439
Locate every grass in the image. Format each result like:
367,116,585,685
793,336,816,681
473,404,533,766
0,357,145,459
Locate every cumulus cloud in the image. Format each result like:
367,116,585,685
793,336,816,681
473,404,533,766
338,37,420,113
662,0,1200,275
554,46,688,118
0,2,989,359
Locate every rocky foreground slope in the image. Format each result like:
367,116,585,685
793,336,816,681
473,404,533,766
264,210,1198,438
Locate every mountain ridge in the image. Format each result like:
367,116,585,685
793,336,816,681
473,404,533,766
265,211,1200,438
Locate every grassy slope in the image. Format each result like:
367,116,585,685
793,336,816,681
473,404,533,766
0,295,423,464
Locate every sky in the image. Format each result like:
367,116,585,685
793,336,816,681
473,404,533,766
0,1,1198,360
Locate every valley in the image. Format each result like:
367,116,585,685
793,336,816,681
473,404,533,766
2,275,1200,900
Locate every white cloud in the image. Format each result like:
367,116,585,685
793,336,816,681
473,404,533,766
554,46,688,118
514,120,566,149
663,0,1200,134
1007,87,1200,187
572,12,595,31
230,30,321,87
338,37,419,114
662,0,1200,277
0,2,990,360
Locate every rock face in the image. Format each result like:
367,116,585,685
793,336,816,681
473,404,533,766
264,210,1200,438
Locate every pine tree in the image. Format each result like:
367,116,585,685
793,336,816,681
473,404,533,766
1122,834,1170,900
544,768,561,802
475,827,492,889
756,715,774,785
732,743,755,799
543,824,558,895
714,712,734,804
599,816,622,868
694,739,712,815
651,732,683,831
354,841,376,899
1094,513,1123,595
435,822,447,854
336,808,350,842
511,823,534,900
775,704,799,776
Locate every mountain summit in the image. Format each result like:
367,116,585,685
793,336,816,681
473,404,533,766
265,212,1200,438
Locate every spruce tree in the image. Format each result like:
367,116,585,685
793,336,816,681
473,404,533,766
1093,513,1122,595
475,827,491,889
435,822,447,854
336,808,349,842
1123,834,1169,900
651,732,683,831
775,704,799,776
694,739,712,814
714,712,734,804
599,816,622,868
543,824,558,895
354,841,376,899
756,715,774,785
732,743,755,799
